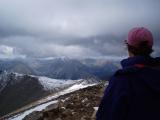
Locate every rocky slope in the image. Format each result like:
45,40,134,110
22,83,106,120
0,71,97,117
0,72,48,117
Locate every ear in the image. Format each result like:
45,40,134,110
128,51,134,57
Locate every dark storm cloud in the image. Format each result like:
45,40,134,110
0,0,160,58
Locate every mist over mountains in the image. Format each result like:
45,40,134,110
0,57,120,80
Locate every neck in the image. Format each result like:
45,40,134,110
128,51,135,57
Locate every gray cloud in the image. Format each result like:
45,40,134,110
0,45,26,59
0,0,160,59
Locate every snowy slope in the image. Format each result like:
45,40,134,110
38,76,77,91
0,72,24,92
0,72,80,93
8,101,58,120
0,71,10,92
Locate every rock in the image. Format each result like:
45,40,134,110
55,118,62,120
61,109,72,118
82,98,88,103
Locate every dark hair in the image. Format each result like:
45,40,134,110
126,41,153,56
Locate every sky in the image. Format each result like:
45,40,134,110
0,0,160,59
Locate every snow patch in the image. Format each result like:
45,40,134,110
9,100,58,120
38,76,77,91
93,107,99,111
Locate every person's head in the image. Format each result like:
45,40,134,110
126,27,153,57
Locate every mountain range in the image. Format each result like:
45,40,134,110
0,57,121,118
0,57,120,80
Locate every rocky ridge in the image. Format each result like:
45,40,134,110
23,82,106,120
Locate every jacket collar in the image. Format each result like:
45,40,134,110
121,56,159,68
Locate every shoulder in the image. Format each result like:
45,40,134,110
114,66,140,76
109,68,135,84
154,57,160,66
155,57,160,61
108,66,142,85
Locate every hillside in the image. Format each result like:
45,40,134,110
0,71,98,117
22,83,106,120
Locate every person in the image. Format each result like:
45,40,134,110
96,27,160,120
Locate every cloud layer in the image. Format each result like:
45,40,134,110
0,0,160,59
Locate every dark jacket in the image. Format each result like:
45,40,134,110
96,56,160,120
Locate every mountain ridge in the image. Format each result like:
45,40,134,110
0,71,99,118
0,57,120,80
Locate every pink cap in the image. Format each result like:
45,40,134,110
127,27,153,48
